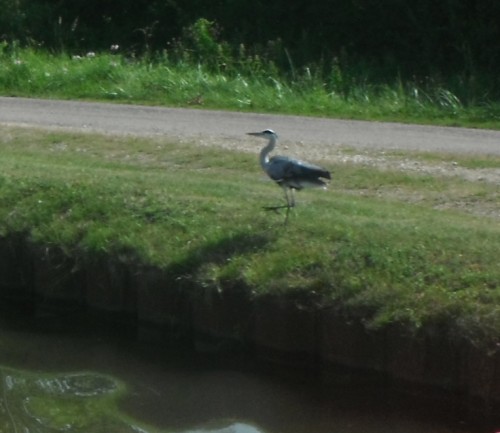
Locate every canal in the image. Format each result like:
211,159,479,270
0,305,486,433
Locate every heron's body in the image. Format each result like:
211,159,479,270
248,129,331,220
264,155,331,190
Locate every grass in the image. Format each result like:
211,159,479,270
2,47,500,128
0,126,499,349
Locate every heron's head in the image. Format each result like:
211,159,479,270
247,129,277,139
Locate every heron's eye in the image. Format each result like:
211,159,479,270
263,129,275,135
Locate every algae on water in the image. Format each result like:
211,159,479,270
0,366,265,433
0,367,137,433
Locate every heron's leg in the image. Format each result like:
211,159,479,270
281,188,295,225
289,188,296,208
262,188,293,225
284,203,291,225
284,187,291,208
263,186,290,212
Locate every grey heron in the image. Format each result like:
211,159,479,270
247,129,331,222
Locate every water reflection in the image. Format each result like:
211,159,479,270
188,422,263,433
0,312,486,433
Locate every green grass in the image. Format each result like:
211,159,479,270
1,126,499,349
2,47,500,128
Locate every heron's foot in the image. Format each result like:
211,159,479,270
263,204,290,214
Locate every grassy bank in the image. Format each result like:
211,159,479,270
0,126,499,349
2,47,500,128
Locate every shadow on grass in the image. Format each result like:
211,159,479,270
168,231,274,279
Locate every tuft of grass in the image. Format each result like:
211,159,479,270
0,126,499,349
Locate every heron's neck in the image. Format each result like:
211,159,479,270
259,135,276,170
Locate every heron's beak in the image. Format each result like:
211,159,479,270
247,132,262,137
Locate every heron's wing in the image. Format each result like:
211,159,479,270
269,156,331,180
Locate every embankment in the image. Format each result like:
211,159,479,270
1,233,499,426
